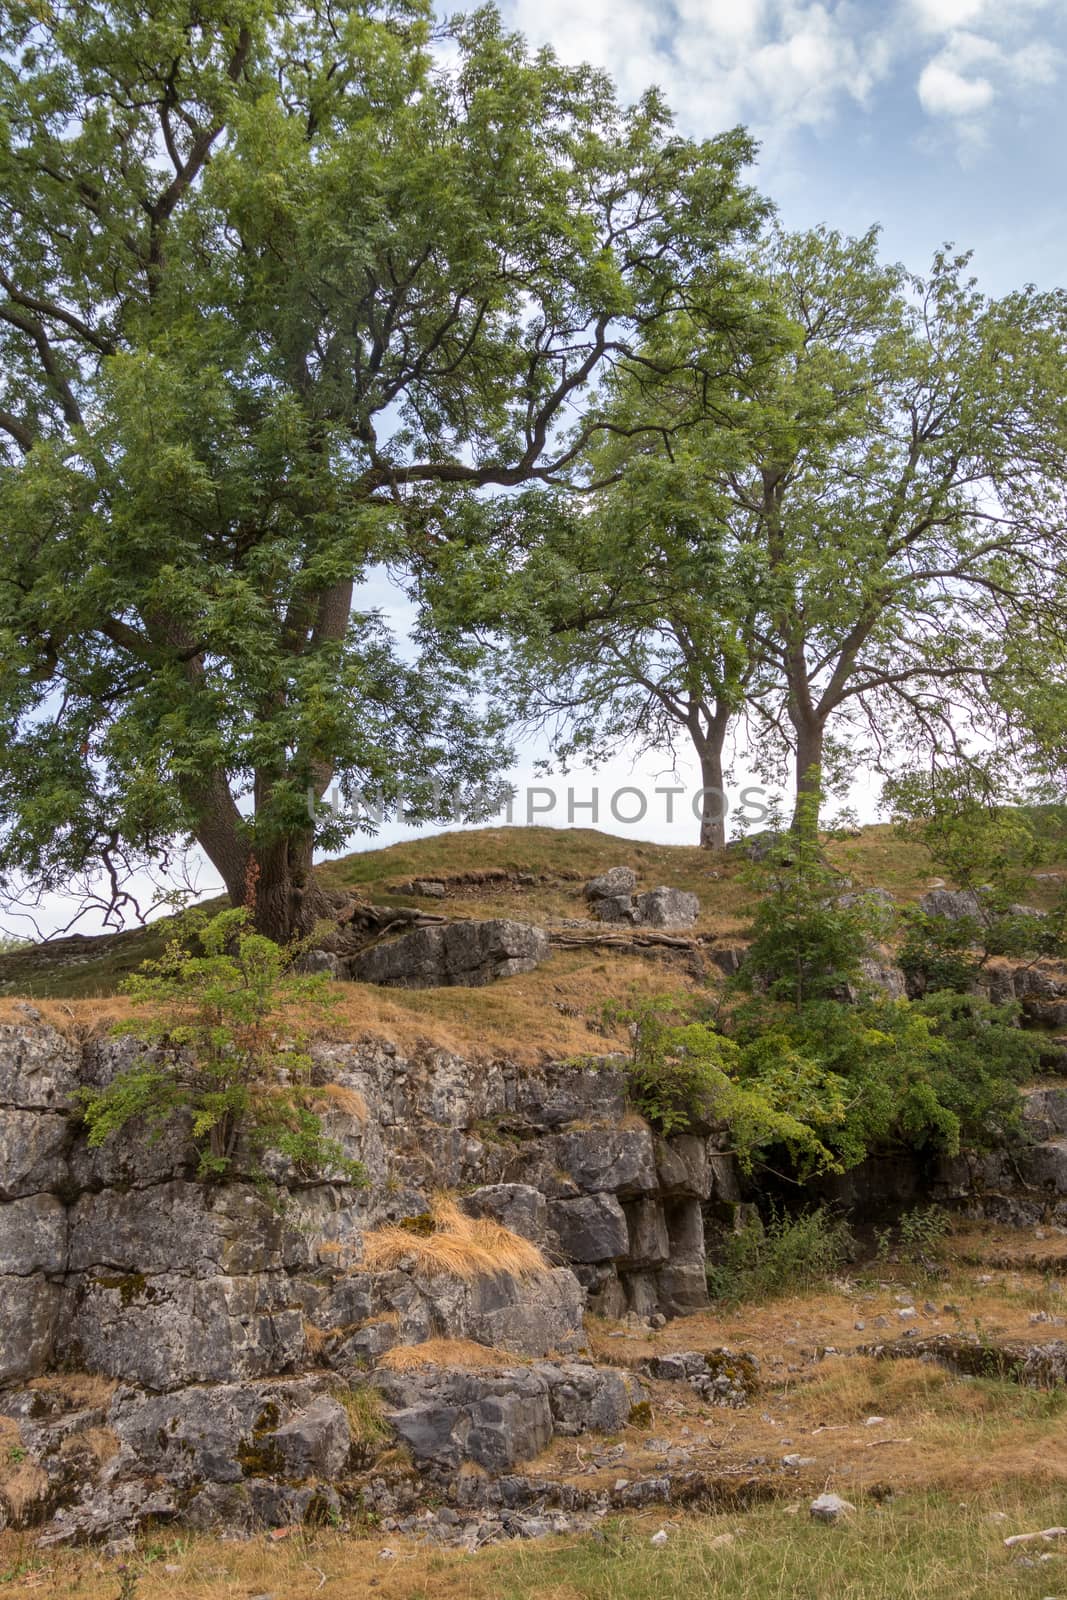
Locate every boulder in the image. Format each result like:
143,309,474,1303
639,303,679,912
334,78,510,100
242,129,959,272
258,1396,352,1479
919,888,982,922
549,1127,658,1196
533,1362,644,1435
593,894,638,924
583,867,638,901
375,1366,554,1472
810,1492,855,1523
459,1184,548,1243
416,1265,585,1357
347,919,549,989
634,888,700,929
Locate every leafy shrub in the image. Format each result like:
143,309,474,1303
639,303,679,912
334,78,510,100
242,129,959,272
606,994,839,1176
707,1205,853,1304
80,909,367,1185
898,910,983,995
737,813,894,1007
911,990,1040,1148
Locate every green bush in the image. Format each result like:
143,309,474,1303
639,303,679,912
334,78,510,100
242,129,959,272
605,994,839,1176
80,909,367,1185
707,1205,853,1304
736,820,895,1007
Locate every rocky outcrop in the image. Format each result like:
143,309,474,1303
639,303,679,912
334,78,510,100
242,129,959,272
346,918,549,988
583,870,699,930
0,1017,729,1542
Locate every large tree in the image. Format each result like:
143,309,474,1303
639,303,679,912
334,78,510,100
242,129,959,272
0,0,762,938
479,227,1067,843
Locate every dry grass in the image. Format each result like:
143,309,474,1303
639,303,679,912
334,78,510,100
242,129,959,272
27,1372,118,1410
360,1196,549,1282
308,1082,369,1122
377,1337,518,1371
58,1426,119,1467
302,1320,342,1359
0,1418,46,1525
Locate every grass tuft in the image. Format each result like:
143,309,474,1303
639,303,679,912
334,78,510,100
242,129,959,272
377,1337,518,1372
360,1196,549,1282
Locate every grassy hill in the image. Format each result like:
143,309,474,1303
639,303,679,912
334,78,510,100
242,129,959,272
1,820,1064,1060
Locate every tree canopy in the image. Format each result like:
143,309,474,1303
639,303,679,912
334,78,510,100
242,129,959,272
466,225,1067,843
0,0,764,935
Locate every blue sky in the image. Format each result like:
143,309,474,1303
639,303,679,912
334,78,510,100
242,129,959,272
492,0,1067,294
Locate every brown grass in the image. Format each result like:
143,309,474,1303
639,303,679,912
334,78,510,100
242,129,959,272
302,1320,341,1359
377,1336,519,1371
58,1426,119,1466
0,1418,46,1524
360,1196,549,1282
309,1082,369,1122
27,1372,118,1410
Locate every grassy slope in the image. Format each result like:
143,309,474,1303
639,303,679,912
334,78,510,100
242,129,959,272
1,820,1064,1060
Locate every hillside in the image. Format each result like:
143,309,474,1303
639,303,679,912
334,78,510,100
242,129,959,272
1,819,1065,1061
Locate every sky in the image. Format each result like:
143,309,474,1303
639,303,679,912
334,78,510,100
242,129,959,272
13,0,1067,937
494,0,1067,296
351,0,1067,852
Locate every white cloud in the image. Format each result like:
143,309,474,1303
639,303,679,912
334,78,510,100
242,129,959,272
489,0,1064,158
500,0,894,138
914,21,1062,127
911,0,987,30
918,58,996,114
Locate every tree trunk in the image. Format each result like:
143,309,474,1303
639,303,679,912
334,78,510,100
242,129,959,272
790,715,824,839
247,834,334,944
191,786,333,945
691,711,730,851
697,742,728,850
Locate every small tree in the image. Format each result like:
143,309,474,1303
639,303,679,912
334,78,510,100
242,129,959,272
80,909,366,1184
736,802,892,1008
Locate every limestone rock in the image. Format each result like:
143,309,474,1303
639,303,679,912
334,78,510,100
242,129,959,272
259,1395,352,1478
0,1193,67,1275
375,1366,554,1471
62,1272,305,1389
583,867,638,901
919,888,982,922
347,919,549,989
634,888,700,929
0,1109,71,1200
0,1023,81,1110
549,1127,658,1196
459,1184,548,1243
67,1182,285,1277
547,1194,629,1262
810,1492,856,1523
0,1272,60,1383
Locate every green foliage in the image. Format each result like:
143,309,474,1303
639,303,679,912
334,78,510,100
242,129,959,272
876,1204,952,1267
607,993,839,1176
707,1205,854,1304
898,911,985,995
890,774,1067,994
737,812,893,1006
79,910,367,1184
0,0,764,936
